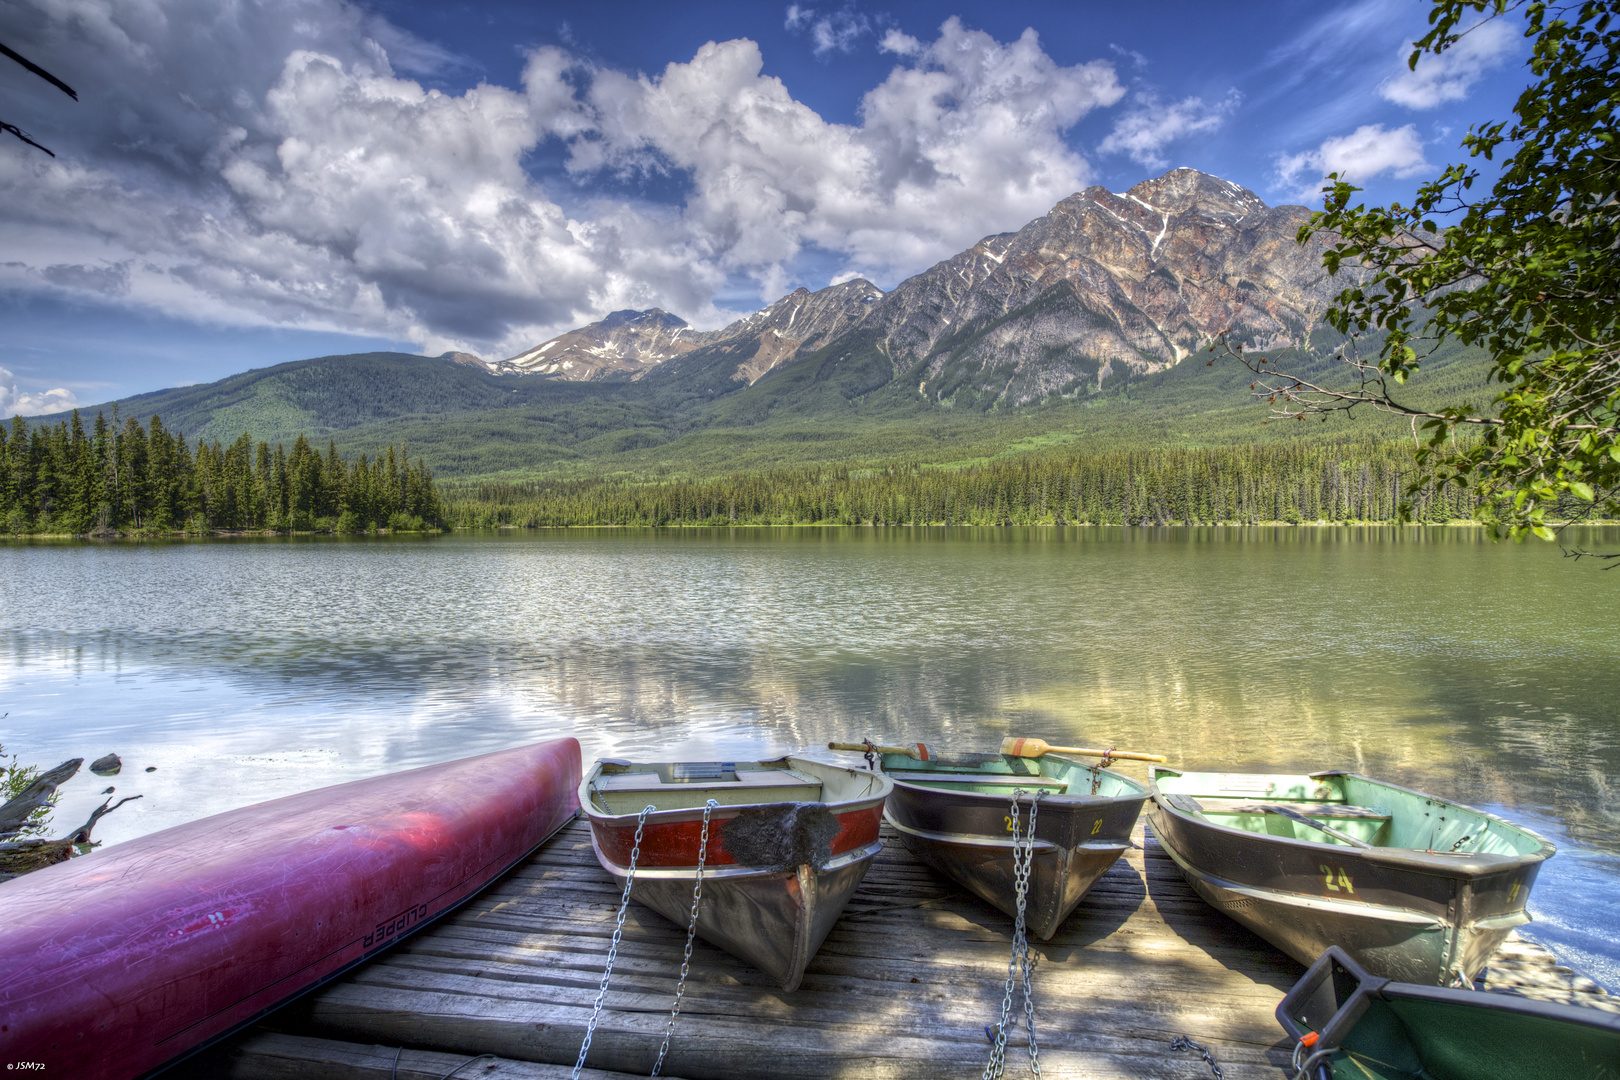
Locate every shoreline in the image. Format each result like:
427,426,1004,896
3,519,1615,540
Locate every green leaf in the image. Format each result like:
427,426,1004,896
1531,526,1557,542
1569,481,1595,501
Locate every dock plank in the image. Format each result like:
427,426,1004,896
215,818,1614,1079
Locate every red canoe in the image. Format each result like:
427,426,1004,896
0,738,581,1080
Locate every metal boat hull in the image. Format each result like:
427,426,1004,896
590,837,878,991
1148,769,1554,985
582,757,890,991
881,753,1147,940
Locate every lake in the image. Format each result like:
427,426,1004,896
3,525,1617,987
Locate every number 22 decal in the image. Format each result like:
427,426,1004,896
1320,865,1355,894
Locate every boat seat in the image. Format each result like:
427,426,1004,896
1212,802,1391,822
594,769,824,811
597,770,819,792
890,773,1069,789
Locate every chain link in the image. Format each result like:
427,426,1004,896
1170,1035,1225,1079
985,788,1044,1079
651,798,719,1077
573,803,656,1080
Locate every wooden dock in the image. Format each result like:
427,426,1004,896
193,818,1614,1080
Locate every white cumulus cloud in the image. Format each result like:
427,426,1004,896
785,4,872,56
1380,18,1518,109
0,1,1122,360
1275,123,1431,205
1098,89,1241,169
1,367,78,417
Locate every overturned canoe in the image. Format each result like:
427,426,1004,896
0,738,583,1080
1148,767,1556,985
879,751,1147,940
581,756,890,991
1278,945,1620,1080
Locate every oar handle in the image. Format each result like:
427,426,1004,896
1054,747,1167,763
1002,737,1167,763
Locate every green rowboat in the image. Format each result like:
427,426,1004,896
1148,768,1556,985
1279,946,1620,1080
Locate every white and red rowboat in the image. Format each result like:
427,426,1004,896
0,738,582,1080
581,756,892,991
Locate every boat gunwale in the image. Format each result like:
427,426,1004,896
882,753,1147,812
587,834,883,880
882,811,1133,855
1148,768,1557,877
579,756,893,827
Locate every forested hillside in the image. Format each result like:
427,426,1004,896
441,439,1485,528
27,330,1497,484
0,412,441,534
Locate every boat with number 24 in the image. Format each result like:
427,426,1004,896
1148,767,1556,985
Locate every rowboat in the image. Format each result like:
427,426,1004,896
0,738,583,1080
580,756,891,991
1277,945,1620,1080
1147,767,1556,985
878,751,1148,940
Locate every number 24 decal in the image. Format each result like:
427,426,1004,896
1320,865,1355,894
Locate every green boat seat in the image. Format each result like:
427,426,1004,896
1217,802,1392,822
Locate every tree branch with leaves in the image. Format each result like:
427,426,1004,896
1215,0,1618,555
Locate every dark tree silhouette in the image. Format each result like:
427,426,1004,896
1,40,77,157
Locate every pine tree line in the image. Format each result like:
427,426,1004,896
1,411,442,535
442,439,1499,528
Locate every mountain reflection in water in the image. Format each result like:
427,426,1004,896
3,526,1616,985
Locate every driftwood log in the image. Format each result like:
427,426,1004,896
0,794,142,880
0,758,81,839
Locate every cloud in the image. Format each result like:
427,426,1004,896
0,2,1121,358
784,4,872,57
1380,18,1518,108
1,366,77,416
878,28,923,57
1098,89,1240,169
1108,44,1148,70
1275,123,1430,205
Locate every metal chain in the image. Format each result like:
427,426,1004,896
1090,747,1116,795
651,798,719,1077
985,788,1044,1080
1019,792,1043,1078
572,803,656,1080
1171,1035,1225,1079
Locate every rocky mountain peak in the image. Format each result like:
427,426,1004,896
824,167,1343,408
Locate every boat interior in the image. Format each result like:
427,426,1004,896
883,752,1144,799
587,757,886,816
1153,769,1545,856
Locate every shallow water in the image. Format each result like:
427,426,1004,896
3,526,1616,986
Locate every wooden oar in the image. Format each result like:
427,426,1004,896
828,741,932,761
999,737,1166,764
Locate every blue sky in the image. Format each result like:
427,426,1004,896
0,0,1531,413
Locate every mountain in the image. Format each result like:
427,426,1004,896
487,278,884,384
28,169,1482,479
491,309,698,380
790,169,1344,409
489,169,1343,410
